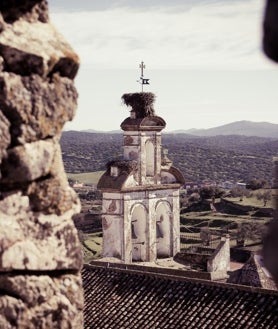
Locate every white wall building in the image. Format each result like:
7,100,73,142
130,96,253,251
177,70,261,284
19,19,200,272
98,94,185,263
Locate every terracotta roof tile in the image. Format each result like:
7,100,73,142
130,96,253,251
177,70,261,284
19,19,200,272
82,264,278,329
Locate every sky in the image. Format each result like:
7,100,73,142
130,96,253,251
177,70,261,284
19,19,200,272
47,0,278,132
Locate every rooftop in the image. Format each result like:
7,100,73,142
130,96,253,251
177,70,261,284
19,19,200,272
82,263,278,329
120,115,166,132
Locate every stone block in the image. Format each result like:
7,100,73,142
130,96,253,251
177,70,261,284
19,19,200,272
0,19,79,78
0,0,49,24
0,273,83,329
27,177,80,216
0,192,82,271
0,72,78,144
0,139,57,184
0,110,10,172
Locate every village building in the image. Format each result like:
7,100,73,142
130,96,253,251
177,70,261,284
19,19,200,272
82,90,278,328
86,50,278,325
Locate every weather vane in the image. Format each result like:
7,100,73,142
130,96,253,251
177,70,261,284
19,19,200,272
138,61,150,92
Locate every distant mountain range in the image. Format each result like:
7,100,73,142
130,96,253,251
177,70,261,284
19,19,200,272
83,129,121,134
171,121,278,138
81,121,278,138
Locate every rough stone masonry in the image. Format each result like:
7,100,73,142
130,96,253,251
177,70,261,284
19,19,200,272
0,1,83,328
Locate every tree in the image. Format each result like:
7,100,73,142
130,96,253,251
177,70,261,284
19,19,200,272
200,228,211,246
230,186,244,201
230,186,251,201
236,222,266,246
256,190,272,206
67,177,75,186
199,186,225,200
247,178,267,190
188,192,201,203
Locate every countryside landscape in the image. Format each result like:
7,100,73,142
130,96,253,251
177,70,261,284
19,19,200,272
2,1,278,327
61,120,278,263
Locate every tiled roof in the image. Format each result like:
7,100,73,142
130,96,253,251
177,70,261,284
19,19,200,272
120,116,166,131
82,263,278,329
228,254,277,291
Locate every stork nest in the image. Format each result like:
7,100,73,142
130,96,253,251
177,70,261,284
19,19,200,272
121,92,156,118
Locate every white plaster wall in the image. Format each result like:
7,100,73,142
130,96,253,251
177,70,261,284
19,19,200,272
123,131,162,185
102,193,124,259
145,140,155,177
123,198,148,263
131,204,147,261
140,133,147,184
124,174,138,187
123,146,139,161
102,193,123,215
207,237,230,273
148,193,159,262
172,189,181,254
156,201,171,257
124,191,147,201
123,131,140,142
156,133,162,179
123,189,180,262
123,132,140,160
141,132,162,185
102,215,123,259
101,188,181,263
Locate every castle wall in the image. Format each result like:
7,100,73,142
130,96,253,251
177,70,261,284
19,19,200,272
0,2,83,328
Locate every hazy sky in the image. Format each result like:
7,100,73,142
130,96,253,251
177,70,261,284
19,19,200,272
48,0,278,131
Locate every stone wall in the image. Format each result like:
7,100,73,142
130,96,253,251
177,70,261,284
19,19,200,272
0,1,83,328
207,235,230,273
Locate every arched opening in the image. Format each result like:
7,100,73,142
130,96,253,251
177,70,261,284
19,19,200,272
131,204,147,261
156,202,171,258
145,140,155,177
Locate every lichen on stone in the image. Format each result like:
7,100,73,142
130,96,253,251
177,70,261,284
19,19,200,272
0,1,83,327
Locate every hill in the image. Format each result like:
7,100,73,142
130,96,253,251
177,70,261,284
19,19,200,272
61,131,122,173
61,131,278,183
174,121,278,138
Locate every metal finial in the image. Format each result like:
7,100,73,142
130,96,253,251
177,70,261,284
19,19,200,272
138,61,150,92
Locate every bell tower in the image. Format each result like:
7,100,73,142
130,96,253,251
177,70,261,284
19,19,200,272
121,97,165,186
98,92,185,263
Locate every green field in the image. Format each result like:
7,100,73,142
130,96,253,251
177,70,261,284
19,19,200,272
67,171,105,185
81,233,103,263
180,209,269,251
225,190,272,207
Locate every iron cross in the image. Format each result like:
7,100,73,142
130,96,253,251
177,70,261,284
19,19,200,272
139,61,150,92
139,61,145,77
